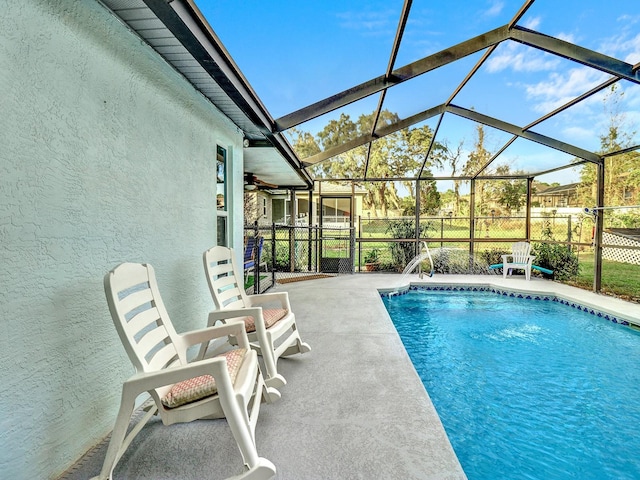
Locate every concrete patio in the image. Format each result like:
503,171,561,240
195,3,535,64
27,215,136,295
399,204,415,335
61,273,640,480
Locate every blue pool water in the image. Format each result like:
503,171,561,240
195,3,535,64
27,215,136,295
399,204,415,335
382,288,640,480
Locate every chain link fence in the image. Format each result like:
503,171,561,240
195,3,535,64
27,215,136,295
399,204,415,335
357,214,638,301
246,212,639,302
244,224,355,292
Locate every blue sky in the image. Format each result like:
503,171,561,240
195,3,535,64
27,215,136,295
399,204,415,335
198,0,640,184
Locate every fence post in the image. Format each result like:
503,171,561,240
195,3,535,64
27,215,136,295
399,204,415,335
526,178,533,241
308,224,313,272
415,179,421,258
253,221,259,294
314,226,319,273
350,227,356,274
594,160,605,292
271,223,276,286
289,226,294,272
357,216,361,272
469,179,476,264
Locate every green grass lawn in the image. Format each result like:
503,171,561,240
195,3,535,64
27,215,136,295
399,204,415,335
571,253,640,302
244,274,267,290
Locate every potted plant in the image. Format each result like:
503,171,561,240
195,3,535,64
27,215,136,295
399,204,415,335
364,248,381,271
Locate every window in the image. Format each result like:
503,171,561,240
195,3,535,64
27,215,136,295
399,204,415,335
272,198,290,224
321,196,351,226
216,145,228,246
262,197,267,217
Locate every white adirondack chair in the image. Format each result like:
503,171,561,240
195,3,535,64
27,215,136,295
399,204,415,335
92,262,280,480
502,241,536,281
203,246,311,389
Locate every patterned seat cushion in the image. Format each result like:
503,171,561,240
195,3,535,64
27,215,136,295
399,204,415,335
161,348,247,408
243,308,288,333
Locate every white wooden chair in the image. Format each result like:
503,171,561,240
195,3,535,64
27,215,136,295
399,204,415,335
502,241,536,281
92,262,280,480
203,246,311,389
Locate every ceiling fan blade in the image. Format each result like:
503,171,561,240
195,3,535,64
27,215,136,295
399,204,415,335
254,177,278,189
245,172,278,189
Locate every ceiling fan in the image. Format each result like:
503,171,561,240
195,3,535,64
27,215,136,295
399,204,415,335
244,172,278,191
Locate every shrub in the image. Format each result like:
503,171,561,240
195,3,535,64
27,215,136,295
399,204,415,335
261,241,293,271
478,248,509,267
364,248,380,264
532,242,579,281
386,219,432,271
532,223,580,281
431,247,495,274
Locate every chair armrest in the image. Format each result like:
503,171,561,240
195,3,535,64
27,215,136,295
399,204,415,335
179,321,249,349
246,291,291,311
501,254,512,263
527,255,536,264
124,356,230,394
207,307,263,325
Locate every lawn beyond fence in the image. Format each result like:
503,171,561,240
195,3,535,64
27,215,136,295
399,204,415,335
572,253,640,303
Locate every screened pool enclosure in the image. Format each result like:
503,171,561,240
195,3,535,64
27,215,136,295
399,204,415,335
105,0,640,298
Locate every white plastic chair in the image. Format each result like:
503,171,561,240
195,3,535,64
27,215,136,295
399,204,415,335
203,246,311,389
92,262,280,480
502,241,536,281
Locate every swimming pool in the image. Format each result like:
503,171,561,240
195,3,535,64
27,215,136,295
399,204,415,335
382,286,640,480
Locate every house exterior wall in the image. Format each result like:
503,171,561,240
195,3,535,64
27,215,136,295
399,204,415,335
0,1,244,478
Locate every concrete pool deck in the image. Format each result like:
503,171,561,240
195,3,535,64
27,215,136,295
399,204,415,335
63,274,640,480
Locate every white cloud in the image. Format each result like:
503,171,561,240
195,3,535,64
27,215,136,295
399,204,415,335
524,67,609,113
616,13,640,25
485,1,504,18
555,32,576,44
485,42,560,73
598,25,640,62
621,33,640,64
521,16,541,30
336,10,396,36
561,125,595,142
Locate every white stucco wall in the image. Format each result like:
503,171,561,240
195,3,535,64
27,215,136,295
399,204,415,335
0,1,244,478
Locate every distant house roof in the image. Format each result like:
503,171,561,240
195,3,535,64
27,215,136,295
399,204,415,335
258,182,366,197
537,183,580,195
315,182,367,195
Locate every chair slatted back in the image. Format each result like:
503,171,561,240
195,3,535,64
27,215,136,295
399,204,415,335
511,242,532,263
255,236,264,260
104,263,186,377
204,246,248,311
244,236,256,270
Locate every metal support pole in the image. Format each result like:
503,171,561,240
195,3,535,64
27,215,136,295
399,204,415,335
594,160,605,293
469,179,476,260
308,188,313,271
289,189,296,272
309,184,315,225
349,227,356,274
253,221,259,294
271,222,276,285
358,215,362,271
415,179,421,257
351,181,356,271
526,177,533,241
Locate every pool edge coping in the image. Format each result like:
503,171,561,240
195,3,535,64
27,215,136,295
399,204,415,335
378,282,640,330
